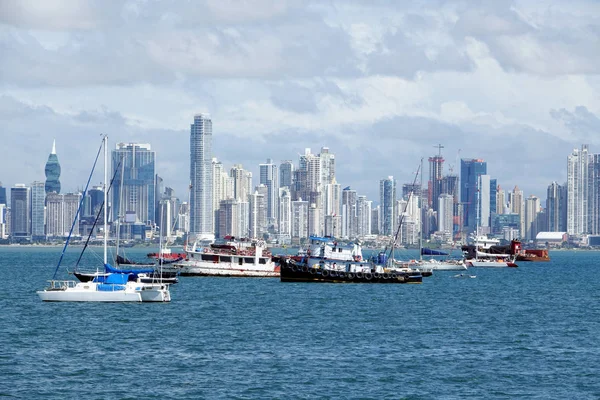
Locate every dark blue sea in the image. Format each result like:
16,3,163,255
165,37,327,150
1,246,599,399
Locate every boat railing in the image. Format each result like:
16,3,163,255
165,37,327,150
45,280,78,290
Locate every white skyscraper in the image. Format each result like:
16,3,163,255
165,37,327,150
291,198,309,239
525,195,541,241
190,114,214,240
278,187,292,242
259,158,279,230
478,175,491,233
567,145,589,235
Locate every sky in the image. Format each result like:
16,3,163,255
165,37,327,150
1,0,599,204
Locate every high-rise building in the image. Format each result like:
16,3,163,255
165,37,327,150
279,160,294,188
112,143,156,227
379,177,396,236
589,153,600,234
230,164,252,202
249,187,267,238
324,180,341,238
10,184,30,238
460,158,487,234
428,148,444,211
46,192,82,237
496,185,506,215
509,186,524,238
291,198,309,239
567,145,589,235
371,206,379,235
547,182,566,232
0,203,7,239
341,187,357,239
356,196,371,238
44,140,61,194
0,182,7,205
190,114,214,239
278,187,292,242
30,181,45,239
259,158,279,230
218,199,242,238
478,175,491,233
525,195,541,241
490,179,498,215
438,194,454,238
212,158,233,234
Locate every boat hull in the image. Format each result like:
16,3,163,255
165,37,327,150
37,281,171,302
279,259,421,284
467,260,518,268
177,263,279,277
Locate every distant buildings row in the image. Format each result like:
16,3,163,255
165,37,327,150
0,119,598,246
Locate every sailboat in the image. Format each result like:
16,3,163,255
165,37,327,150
37,135,171,302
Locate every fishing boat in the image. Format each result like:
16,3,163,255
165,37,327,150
174,236,279,277
37,136,171,302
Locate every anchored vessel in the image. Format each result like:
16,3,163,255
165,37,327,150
462,236,520,268
277,236,423,283
175,236,280,277
37,136,171,302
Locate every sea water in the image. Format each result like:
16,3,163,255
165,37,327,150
1,246,599,399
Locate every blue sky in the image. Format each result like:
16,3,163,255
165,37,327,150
1,0,599,202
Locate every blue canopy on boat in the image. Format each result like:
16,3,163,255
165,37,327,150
104,263,154,275
421,248,449,256
103,273,130,284
309,236,332,242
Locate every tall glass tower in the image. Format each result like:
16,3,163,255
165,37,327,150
44,140,61,194
111,143,156,226
379,177,396,236
190,114,214,239
460,158,487,234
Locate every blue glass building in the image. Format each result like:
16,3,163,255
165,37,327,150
111,143,156,229
44,140,61,194
460,158,487,234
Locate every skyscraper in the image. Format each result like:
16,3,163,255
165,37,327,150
428,147,444,211
460,158,487,234
30,181,45,239
279,160,294,188
259,158,279,230
190,114,214,239
0,182,7,205
10,184,30,238
525,195,541,241
111,143,156,228
546,181,567,232
341,187,357,239
509,186,524,238
567,145,589,235
588,153,600,234
44,140,61,194
379,177,396,236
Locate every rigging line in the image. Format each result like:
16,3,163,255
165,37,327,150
385,158,423,263
52,140,103,280
74,158,123,270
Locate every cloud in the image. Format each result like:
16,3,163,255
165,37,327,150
550,106,600,145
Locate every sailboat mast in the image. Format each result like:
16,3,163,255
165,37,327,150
103,135,108,265
419,157,423,262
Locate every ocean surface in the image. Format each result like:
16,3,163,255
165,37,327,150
1,246,599,399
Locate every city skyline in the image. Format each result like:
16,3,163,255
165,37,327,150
1,1,600,205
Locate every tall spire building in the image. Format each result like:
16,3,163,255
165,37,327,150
190,114,214,240
45,140,61,194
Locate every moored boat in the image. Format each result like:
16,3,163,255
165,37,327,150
175,237,279,277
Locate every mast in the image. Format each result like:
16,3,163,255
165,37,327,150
419,157,424,262
103,135,108,265
115,155,125,263
387,159,422,267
